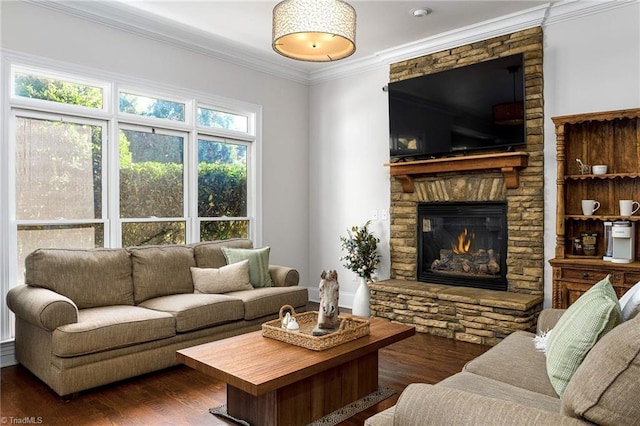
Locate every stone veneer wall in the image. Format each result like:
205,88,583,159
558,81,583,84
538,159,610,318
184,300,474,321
370,280,542,346
372,28,545,345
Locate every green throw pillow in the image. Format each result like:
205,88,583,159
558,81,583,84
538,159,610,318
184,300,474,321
546,275,622,397
221,246,273,288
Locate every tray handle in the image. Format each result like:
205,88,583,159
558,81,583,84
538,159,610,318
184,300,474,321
338,318,349,330
279,304,296,320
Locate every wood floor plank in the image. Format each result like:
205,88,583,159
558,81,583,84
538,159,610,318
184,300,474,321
1,317,488,425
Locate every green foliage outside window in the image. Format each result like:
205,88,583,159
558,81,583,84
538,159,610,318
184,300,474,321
14,73,103,108
119,92,185,122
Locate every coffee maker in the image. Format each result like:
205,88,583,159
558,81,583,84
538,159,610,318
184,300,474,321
611,221,636,264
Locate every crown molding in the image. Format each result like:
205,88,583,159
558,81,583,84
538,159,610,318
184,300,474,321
307,3,552,85
25,0,638,86
545,0,639,26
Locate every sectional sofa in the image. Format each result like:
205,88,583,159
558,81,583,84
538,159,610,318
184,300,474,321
6,239,308,397
366,276,640,426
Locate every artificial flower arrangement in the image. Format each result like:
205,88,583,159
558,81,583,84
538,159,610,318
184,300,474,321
339,220,380,283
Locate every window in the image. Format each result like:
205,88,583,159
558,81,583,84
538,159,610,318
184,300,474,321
13,69,105,109
5,63,259,291
14,112,106,281
119,91,185,122
198,106,249,133
119,126,187,246
197,137,249,241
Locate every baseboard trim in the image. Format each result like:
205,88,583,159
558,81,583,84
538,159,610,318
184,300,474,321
1,339,17,367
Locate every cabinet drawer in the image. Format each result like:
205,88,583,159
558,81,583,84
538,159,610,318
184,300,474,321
560,268,609,283
624,272,640,285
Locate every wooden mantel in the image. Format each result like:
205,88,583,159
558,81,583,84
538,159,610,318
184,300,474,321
387,151,529,193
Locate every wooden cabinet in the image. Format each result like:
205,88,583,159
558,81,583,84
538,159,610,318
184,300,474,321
549,108,640,308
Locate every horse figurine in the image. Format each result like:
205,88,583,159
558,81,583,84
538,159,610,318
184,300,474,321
313,270,340,336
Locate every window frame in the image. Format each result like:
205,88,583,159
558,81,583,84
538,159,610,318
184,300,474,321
12,109,109,228
194,135,252,241
117,123,190,247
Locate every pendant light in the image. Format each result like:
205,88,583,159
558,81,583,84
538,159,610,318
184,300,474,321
272,0,356,62
493,65,524,125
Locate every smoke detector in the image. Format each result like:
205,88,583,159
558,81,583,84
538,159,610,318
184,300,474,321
411,8,431,17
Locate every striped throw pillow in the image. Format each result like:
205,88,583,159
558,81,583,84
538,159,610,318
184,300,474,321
546,275,622,397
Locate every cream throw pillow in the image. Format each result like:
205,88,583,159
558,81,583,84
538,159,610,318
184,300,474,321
619,281,640,321
191,260,253,294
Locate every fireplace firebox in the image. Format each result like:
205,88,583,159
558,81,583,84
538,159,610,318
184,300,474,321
418,201,508,291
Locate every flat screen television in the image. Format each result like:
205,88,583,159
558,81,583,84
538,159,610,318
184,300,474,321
388,53,526,159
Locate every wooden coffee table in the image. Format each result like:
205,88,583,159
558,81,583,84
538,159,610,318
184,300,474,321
176,316,415,426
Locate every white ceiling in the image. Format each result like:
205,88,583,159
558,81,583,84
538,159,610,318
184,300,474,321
116,1,548,69
47,1,629,83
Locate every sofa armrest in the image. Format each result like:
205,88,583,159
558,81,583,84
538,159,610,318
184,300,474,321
269,265,300,287
537,308,567,333
6,285,78,331
394,384,588,425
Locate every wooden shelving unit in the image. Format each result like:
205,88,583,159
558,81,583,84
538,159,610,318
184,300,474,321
549,108,640,308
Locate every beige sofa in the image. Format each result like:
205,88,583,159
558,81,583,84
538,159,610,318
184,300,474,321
6,239,308,397
366,308,640,426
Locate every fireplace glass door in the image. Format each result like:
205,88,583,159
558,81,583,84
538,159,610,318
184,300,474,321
418,201,508,291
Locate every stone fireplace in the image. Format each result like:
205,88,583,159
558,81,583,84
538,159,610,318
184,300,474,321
370,28,545,346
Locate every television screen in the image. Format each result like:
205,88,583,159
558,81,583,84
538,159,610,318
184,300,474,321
388,53,525,159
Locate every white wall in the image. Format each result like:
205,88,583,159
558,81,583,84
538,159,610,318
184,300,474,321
308,67,391,304
308,2,640,308
542,2,640,307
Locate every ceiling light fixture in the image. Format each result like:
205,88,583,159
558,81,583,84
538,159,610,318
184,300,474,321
272,0,356,62
493,65,524,125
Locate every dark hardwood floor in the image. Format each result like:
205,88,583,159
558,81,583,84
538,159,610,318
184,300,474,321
1,311,489,426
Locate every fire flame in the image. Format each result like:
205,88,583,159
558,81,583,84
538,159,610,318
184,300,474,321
452,228,474,254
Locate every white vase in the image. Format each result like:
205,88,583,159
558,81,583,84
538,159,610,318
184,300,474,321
352,277,371,317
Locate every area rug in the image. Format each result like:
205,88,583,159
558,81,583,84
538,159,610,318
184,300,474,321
210,386,396,426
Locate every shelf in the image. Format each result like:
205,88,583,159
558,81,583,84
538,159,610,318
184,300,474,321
565,215,640,221
565,173,640,180
387,151,529,193
550,257,640,269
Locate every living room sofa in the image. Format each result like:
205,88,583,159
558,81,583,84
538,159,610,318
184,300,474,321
6,239,308,397
366,304,640,426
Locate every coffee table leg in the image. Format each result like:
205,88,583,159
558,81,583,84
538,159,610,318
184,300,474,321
227,385,277,426
226,351,379,426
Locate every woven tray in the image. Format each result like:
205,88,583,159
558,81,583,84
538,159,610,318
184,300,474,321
262,305,370,351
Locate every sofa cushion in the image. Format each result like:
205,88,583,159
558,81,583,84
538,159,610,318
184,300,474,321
546,275,622,397
52,305,175,357
463,330,558,398
138,293,245,332
221,246,273,288
25,248,134,309
440,372,561,413
128,245,196,303
192,239,253,268
561,315,640,426
225,286,308,320
191,260,253,294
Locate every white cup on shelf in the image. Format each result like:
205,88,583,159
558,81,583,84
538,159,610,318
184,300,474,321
581,200,600,216
591,165,607,175
619,200,640,216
